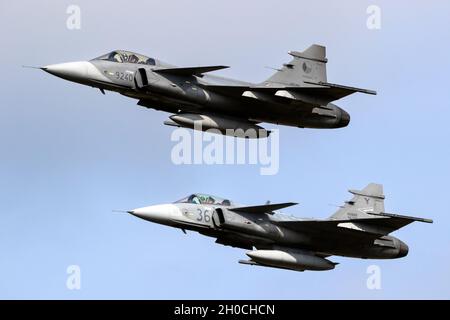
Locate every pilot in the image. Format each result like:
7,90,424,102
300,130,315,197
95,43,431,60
205,196,215,204
112,52,123,63
221,199,231,206
187,194,200,204
128,54,139,63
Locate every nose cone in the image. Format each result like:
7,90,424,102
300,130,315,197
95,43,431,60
128,204,177,225
337,108,351,128
397,241,409,258
42,61,90,82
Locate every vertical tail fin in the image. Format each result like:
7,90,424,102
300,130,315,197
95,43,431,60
265,44,327,86
330,183,385,220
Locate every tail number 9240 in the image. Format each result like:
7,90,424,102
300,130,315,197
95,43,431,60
115,71,133,82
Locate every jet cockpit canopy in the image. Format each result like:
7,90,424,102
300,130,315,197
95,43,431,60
92,50,156,65
175,194,233,206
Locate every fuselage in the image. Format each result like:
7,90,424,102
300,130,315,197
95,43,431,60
42,50,351,132
129,201,408,261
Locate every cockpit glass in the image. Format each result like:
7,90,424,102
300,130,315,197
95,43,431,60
174,194,232,206
92,50,156,65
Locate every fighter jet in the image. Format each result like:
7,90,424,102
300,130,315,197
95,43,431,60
127,183,432,272
39,45,376,138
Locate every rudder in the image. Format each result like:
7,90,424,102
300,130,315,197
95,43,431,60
265,44,327,86
330,183,385,220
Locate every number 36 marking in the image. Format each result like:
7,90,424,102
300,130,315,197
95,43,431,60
196,209,211,223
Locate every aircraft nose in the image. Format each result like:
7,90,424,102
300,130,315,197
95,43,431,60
128,204,176,224
337,108,351,128
397,240,409,258
42,61,90,81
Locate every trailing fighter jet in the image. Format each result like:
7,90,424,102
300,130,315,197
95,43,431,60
127,184,432,272
39,45,376,138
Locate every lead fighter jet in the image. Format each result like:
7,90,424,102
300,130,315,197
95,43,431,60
127,183,432,272
39,45,376,138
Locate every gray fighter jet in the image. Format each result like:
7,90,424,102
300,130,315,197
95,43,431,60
127,183,432,272
39,45,376,138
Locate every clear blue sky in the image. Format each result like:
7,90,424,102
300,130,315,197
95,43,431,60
1,0,449,299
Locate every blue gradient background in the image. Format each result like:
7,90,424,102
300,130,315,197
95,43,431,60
1,0,449,299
